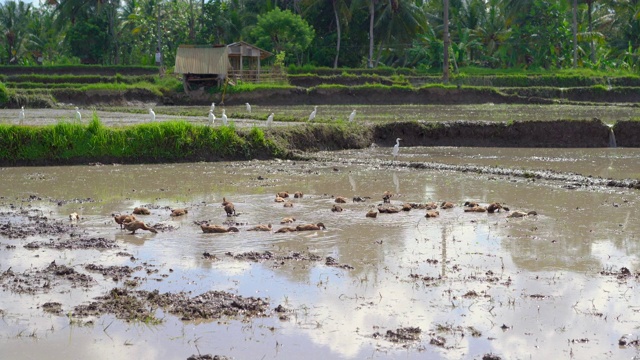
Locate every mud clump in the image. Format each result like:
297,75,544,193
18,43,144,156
225,251,323,264
325,256,354,270
84,264,143,281
41,302,64,314
73,288,157,322
25,237,118,250
374,327,422,342
0,219,75,239
187,355,230,360
0,261,94,294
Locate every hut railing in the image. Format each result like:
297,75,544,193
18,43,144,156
228,69,288,84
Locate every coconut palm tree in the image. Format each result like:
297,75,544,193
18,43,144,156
0,0,32,64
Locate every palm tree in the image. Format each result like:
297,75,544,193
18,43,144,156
0,1,32,64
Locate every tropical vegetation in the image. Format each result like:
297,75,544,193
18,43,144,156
1,0,640,74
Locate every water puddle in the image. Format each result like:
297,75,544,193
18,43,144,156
1,151,639,359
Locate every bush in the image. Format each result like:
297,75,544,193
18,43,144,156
0,82,8,107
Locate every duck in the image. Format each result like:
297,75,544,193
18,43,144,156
133,207,151,215
275,226,297,233
366,209,378,218
69,212,80,221
221,197,232,206
464,206,487,213
247,224,272,231
332,205,343,212
280,217,296,224
425,210,440,218
402,203,412,211
294,192,304,199
123,220,158,234
113,214,136,229
382,191,393,203
170,208,188,217
334,196,347,204
275,195,286,203
296,223,326,231
224,202,236,216
424,202,438,210
283,201,294,208
507,210,538,218
440,202,455,209
277,191,289,198
464,201,480,208
377,205,400,214
487,202,503,213
201,224,239,233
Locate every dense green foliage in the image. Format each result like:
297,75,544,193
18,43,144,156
0,82,8,106
1,0,640,74
0,115,283,163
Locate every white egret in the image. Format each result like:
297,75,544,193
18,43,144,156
246,102,251,113
266,112,274,127
348,109,356,122
149,108,156,122
210,102,215,112
208,109,215,125
75,107,81,121
18,106,25,123
392,138,402,160
308,106,318,122
221,109,228,125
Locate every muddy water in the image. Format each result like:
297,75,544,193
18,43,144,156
1,151,639,360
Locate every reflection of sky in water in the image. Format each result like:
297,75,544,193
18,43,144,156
1,159,640,359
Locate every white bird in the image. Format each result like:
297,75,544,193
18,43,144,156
75,107,81,121
149,108,156,122
266,112,274,127
210,102,215,112
18,106,25,123
392,138,402,160
208,109,215,125
348,109,356,122
221,109,228,125
246,102,252,113
308,106,318,122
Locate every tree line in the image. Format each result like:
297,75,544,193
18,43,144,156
1,0,639,73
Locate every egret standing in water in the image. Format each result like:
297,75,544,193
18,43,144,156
75,107,82,121
348,109,356,122
392,138,402,161
308,106,318,122
266,112,274,127
210,102,215,112
208,109,215,126
149,108,156,122
18,106,25,124
246,102,252,113
221,109,228,125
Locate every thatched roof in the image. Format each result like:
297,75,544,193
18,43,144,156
174,45,230,75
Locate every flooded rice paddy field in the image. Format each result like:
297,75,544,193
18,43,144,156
1,147,640,360
3,103,640,126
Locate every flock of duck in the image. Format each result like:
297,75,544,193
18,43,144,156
107,190,537,236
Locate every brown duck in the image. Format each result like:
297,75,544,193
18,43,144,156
332,205,343,212
170,208,188,217
382,191,393,203
296,223,326,231
464,201,480,208
224,202,236,216
221,197,232,206
440,202,455,209
69,212,80,221
277,191,290,198
280,217,296,224
275,226,297,233
424,202,438,210
487,202,503,213
402,203,412,211
366,209,378,218
464,206,487,213
294,192,304,198
133,207,150,215
425,210,440,218
334,196,347,204
201,224,240,233
248,224,272,231
113,214,136,229
283,201,294,208
275,195,286,203
123,220,157,234
377,205,400,214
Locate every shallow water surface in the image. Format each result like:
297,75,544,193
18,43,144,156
1,152,639,360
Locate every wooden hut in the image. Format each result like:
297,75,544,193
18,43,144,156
226,41,274,83
174,45,231,91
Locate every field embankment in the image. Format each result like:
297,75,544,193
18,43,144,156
1,118,638,167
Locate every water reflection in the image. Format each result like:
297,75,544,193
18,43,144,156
1,155,640,359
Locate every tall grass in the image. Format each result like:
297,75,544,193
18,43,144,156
0,114,283,164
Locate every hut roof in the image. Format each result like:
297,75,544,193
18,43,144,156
174,45,230,75
227,41,273,60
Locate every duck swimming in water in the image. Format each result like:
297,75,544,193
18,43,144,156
440,202,455,209
334,196,347,204
201,224,240,233
275,226,297,233
248,224,272,231
366,209,378,218
296,223,326,231
280,217,296,224
123,220,158,234
283,201,294,208
424,202,438,210
294,192,304,199
275,195,286,203
332,205,343,212
464,206,487,213
170,208,188,217
277,191,289,198
133,207,151,215
113,214,136,229
487,202,503,213
425,210,440,218
69,212,80,221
